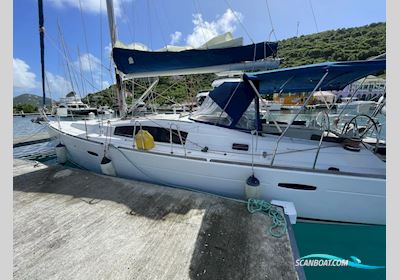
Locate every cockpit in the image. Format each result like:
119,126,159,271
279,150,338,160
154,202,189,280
190,81,258,131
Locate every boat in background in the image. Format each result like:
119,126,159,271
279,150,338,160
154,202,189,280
54,92,97,117
336,97,376,114
261,100,282,111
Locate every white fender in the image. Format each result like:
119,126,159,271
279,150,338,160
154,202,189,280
245,175,261,199
55,143,67,164
100,156,116,176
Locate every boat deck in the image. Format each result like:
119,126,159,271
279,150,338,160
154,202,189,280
13,159,303,280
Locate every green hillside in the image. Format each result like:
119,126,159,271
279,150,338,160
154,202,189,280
86,22,386,106
278,22,385,67
13,94,53,113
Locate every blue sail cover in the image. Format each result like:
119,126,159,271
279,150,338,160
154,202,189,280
244,59,386,95
113,41,277,76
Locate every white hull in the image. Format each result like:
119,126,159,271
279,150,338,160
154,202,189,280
48,118,385,225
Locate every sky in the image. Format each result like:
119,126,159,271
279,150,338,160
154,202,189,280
13,0,386,100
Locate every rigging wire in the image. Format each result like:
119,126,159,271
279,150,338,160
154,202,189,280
160,0,174,40
223,0,255,44
121,0,135,43
100,0,104,92
46,33,101,92
152,0,169,49
265,0,278,41
192,0,209,48
131,78,184,107
77,46,88,103
78,0,95,87
146,0,153,49
56,21,77,96
308,0,319,33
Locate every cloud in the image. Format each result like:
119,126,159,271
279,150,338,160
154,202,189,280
47,0,131,17
102,80,110,89
73,53,111,93
105,43,112,58
186,9,243,48
45,71,74,98
169,31,182,45
12,56,109,100
74,53,102,72
13,58,39,92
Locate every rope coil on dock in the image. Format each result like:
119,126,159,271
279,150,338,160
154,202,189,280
247,198,287,238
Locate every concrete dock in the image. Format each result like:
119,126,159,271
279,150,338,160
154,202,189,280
13,159,302,280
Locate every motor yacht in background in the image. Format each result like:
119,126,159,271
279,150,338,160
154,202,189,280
54,92,97,117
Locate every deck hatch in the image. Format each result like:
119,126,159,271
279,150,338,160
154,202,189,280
232,143,249,151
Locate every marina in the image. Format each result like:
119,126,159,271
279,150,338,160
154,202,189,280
11,0,388,279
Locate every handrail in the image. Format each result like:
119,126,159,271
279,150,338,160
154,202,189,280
337,77,367,118
270,71,329,166
169,123,187,156
132,120,144,149
247,79,282,133
312,111,330,169
312,130,327,169
84,118,88,139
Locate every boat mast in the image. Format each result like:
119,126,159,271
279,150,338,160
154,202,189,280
106,0,127,117
37,0,46,108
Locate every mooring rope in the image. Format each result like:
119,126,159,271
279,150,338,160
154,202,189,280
247,198,287,238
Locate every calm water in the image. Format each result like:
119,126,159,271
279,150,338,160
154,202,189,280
293,222,385,280
13,116,55,158
13,113,386,280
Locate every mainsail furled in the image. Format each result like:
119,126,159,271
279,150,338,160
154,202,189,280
112,33,278,78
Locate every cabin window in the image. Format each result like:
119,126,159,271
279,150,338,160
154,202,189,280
235,100,257,130
190,96,232,126
114,125,188,144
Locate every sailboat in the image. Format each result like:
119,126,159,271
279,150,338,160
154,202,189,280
44,0,385,225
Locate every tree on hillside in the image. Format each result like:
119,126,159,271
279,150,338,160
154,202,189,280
13,103,38,113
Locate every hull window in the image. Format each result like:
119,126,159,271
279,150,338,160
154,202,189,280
278,183,316,191
114,126,188,144
87,151,99,156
